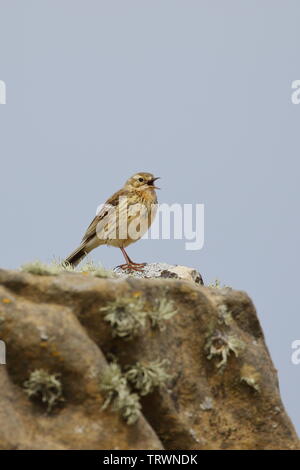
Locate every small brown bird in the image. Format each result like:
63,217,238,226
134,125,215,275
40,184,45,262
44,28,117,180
65,172,160,269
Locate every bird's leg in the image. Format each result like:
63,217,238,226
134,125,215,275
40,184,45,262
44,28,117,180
125,251,146,267
117,247,146,271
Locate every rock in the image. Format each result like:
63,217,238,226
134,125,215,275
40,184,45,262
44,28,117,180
0,267,298,450
114,262,204,285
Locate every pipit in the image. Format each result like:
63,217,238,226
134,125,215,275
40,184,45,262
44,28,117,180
65,172,160,270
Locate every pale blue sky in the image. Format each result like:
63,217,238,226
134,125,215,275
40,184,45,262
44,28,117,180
1,0,300,434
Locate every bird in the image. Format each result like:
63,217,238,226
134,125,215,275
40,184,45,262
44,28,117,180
65,172,160,270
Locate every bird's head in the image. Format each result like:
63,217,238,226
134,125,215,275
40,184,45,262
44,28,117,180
124,172,160,190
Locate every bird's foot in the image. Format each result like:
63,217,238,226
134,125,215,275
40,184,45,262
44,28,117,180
117,263,145,272
127,261,147,267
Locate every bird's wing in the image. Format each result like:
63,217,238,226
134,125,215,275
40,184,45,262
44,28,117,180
81,189,128,243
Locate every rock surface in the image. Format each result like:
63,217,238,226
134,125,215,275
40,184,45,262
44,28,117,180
114,262,204,285
0,267,298,450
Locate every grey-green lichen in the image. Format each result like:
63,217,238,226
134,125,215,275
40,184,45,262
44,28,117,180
100,295,178,338
23,369,64,412
125,359,171,396
100,297,147,339
20,260,62,276
20,259,114,278
147,298,178,330
205,330,245,369
217,304,233,326
71,260,115,278
100,362,141,425
208,279,221,288
208,279,231,289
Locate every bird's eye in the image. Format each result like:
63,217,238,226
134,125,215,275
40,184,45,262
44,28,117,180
138,177,144,182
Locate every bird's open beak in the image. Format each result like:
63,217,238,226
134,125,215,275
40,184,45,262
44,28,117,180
148,176,160,189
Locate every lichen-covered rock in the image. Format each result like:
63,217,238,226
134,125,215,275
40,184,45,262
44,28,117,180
0,267,298,450
114,262,204,285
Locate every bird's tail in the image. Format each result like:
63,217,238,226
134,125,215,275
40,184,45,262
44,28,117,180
64,244,88,268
